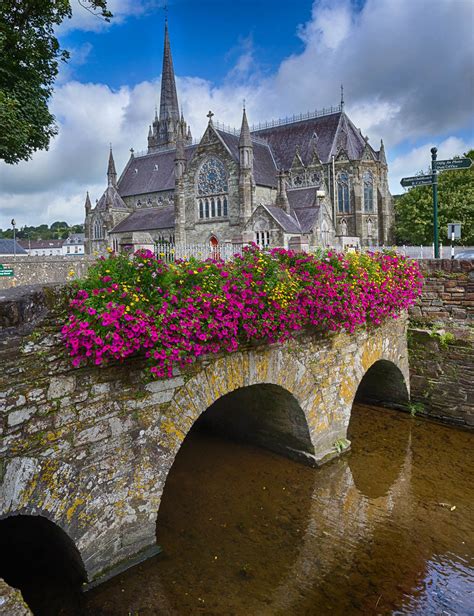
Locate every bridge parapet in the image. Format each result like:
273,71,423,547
0,285,409,586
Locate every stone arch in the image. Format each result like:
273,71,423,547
0,513,86,612
354,359,409,409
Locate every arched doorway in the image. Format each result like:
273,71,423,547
0,514,86,615
209,235,220,259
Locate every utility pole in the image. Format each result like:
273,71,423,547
11,219,16,257
431,147,439,258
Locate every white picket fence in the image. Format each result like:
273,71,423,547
152,242,473,263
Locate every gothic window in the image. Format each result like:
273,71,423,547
294,174,303,186
197,157,228,196
337,172,350,213
310,172,321,185
364,171,374,212
93,219,102,239
196,156,228,220
255,231,270,248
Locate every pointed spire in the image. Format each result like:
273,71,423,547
340,84,345,111
159,20,180,123
85,191,92,211
239,107,252,148
379,138,387,164
107,146,117,187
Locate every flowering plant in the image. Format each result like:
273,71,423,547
62,246,422,378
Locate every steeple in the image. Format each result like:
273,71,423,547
239,107,252,149
147,21,192,153
159,20,180,123
84,191,91,212
107,146,117,187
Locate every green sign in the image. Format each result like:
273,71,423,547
0,264,14,277
434,158,472,171
400,174,433,187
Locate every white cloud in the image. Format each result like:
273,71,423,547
389,136,474,194
1,0,473,229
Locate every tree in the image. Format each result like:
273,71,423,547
395,151,474,246
0,1,111,164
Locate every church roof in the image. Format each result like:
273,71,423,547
287,187,318,209
216,130,277,187
293,207,320,233
251,111,374,168
111,206,175,233
96,185,128,210
263,205,302,234
118,146,198,197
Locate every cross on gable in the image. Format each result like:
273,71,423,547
207,110,214,121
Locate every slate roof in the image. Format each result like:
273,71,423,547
251,111,375,168
263,205,302,234
118,146,198,197
294,207,320,233
0,239,28,255
287,188,317,209
216,130,278,187
111,206,175,233
96,185,128,210
64,233,85,245
18,239,63,249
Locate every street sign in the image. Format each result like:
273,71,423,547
0,264,14,277
434,158,472,171
400,174,433,187
447,223,461,239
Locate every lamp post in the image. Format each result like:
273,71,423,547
11,219,16,257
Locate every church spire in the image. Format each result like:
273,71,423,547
107,146,117,187
239,107,252,149
159,20,180,123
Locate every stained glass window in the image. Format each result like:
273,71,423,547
197,157,228,196
337,172,350,213
364,171,374,212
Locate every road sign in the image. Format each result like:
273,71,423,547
400,174,433,187
434,158,472,171
0,264,14,277
447,223,461,239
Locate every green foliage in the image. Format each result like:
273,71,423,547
0,1,111,164
408,401,424,417
429,329,455,349
395,150,474,246
0,221,83,240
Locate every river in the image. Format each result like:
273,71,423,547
10,404,474,614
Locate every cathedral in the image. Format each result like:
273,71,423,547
84,22,393,255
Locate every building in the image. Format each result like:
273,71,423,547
18,239,63,256
62,233,85,256
85,22,393,255
0,239,28,257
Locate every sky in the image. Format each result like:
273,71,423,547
1,0,473,230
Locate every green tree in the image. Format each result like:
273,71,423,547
395,151,474,246
0,1,111,164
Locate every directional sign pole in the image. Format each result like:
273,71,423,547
431,147,439,258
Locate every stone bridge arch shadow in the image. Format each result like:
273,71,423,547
353,359,410,411
0,513,87,614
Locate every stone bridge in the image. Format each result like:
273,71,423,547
0,285,409,588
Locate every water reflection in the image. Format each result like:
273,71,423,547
6,404,472,615
85,404,473,616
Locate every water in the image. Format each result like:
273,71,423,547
7,404,474,615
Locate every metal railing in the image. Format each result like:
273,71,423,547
251,105,342,132
153,242,239,262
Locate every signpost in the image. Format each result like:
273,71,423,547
0,264,14,277
435,158,472,171
400,174,433,187
400,150,472,259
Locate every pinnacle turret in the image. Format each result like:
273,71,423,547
107,147,117,187
239,108,252,148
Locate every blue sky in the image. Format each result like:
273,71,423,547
0,0,473,228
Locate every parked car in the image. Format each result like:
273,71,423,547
455,250,474,260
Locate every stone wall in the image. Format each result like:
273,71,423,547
407,258,473,427
0,284,408,587
409,259,473,325
0,257,95,290
408,328,473,427
0,579,31,616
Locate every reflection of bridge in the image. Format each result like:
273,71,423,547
0,287,409,590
